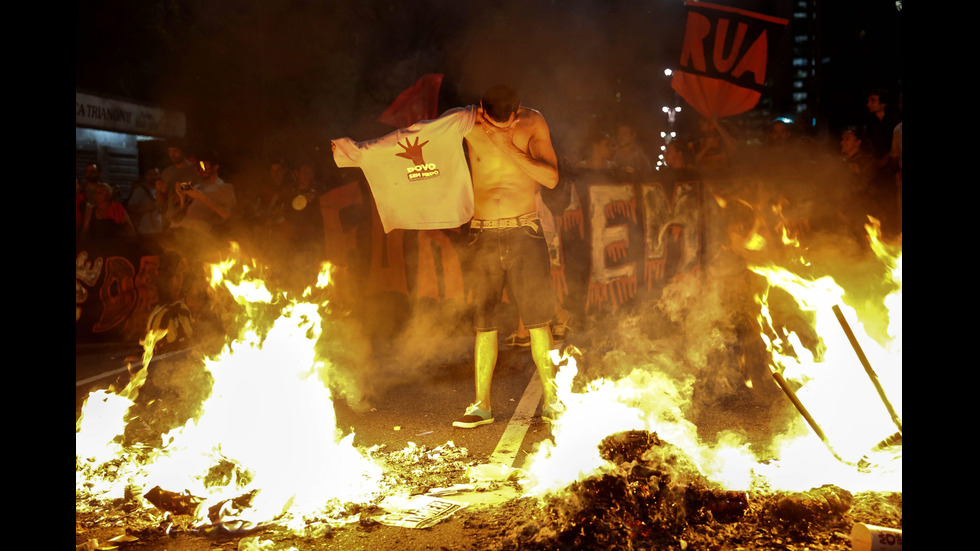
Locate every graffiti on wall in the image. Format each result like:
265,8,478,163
76,175,708,344
318,174,705,313
76,240,192,344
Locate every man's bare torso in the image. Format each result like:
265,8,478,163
465,107,558,220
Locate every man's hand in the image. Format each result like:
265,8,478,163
182,187,207,202
481,112,519,151
174,185,190,208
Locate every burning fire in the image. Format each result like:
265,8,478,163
76,254,383,531
749,217,901,490
78,210,900,538
522,216,901,498
522,348,763,497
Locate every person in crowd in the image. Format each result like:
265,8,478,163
660,139,699,183
765,117,807,164
577,130,616,171
81,162,110,200
890,92,902,233
249,158,291,226
79,182,136,246
126,167,163,236
692,115,737,172
130,172,180,236
76,177,87,234
280,159,325,236
840,127,874,186
858,90,901,236
277,158,327,285
837,126,889,236
232,157,289,253
262,157,291,214
611,122,652,180
161,140,198,196
168,148,237,253
741,117,818,177
863,89,900,236
864,88,899,170
768,118,792,148
162,149,238,342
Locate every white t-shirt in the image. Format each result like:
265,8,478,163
332,106,476,233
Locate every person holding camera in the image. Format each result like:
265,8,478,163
169,150,236,239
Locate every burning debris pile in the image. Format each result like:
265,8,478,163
75,252,499,548
485,208,903,550
76,255,391,542
486,430,900,551
75,439,481,545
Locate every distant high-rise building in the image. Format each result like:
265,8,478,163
787,0,820,131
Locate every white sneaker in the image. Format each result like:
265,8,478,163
452,403,494,428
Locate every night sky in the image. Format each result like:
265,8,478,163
76,0,902,172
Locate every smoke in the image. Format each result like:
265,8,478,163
330,295,476,410
575,269,776,443
112,0,897,446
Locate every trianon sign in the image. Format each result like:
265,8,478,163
75,91,186,138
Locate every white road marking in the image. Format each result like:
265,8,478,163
488,370,542,467
75,348,194,387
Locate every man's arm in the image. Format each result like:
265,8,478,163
182,186,234,220
482,110,559,189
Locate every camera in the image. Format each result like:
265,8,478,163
178,182,194,192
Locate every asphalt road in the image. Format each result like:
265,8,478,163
76,337,554,464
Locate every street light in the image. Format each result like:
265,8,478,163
658,69,683,170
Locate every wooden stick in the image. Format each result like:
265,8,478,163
832,304,902,434
770,369,856,467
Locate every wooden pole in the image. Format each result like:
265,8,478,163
831,304,902,434
770,369,855,467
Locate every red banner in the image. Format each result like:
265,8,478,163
378,74,444,128
671,1,787,119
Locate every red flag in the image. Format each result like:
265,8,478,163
378,73,445,128
670,1,787,119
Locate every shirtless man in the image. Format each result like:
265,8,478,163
452,84,562,428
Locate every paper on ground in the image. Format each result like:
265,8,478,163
377,495,467,529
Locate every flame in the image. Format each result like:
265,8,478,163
736,217,901,491
521,216,901,499
522,350,762,496
866,218,902,342
78,210,901,532
77,256,383,529
522,349,645,495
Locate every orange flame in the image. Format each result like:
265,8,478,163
77,256,383,530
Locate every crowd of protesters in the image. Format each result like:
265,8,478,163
75,141,345,344
76,86,903,295
75,142,334,267
568,87,902,239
